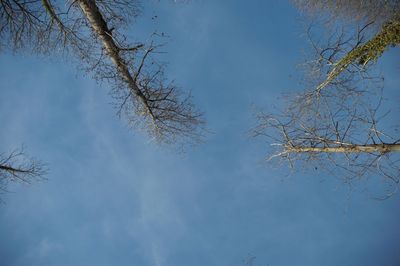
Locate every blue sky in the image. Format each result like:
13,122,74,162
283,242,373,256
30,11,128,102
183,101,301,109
1,1,400,266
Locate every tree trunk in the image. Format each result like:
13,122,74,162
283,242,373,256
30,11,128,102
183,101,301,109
77,0,155,118
287,143,400,153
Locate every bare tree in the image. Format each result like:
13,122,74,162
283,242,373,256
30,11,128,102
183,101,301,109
254,1,400,198
314,19,400,94
0,148,46,200
76,0,204,143
293,0,400,25
1,0,204,143
0,0,204,197
294,0,400,94
254,84,400,198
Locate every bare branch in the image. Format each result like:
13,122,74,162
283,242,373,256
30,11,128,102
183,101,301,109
0,147,46,199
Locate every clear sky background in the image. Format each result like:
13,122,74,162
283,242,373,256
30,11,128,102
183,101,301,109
1,1,400,266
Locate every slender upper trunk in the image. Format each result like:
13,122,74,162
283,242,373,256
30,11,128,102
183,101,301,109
287,143,400,153
77,0,155,118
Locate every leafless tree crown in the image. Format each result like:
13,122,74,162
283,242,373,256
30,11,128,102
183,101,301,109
313,20,400,94
254,83,400,198
0,0,204,199
294,0,400,25
293,1,400,94
254,0,400,198
0,0,205,144
0,148,46,197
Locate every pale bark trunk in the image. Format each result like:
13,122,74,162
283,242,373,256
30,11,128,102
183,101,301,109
288,143,400,153
77,0,154,118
